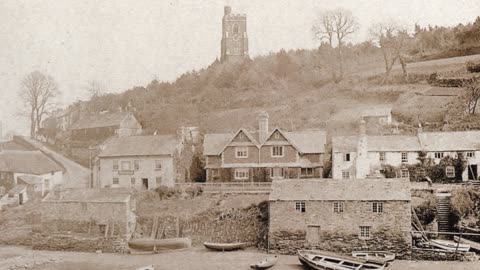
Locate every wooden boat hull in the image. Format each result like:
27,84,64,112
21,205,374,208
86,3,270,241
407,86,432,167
454,236,480,252
430,239,470,252
203,242,247,251
351,251,396,263
128,238,191,252
250,256,278,270
297,250,391,270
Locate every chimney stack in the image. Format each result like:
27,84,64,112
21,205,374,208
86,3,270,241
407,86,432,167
224,6,231,16
258,111,269,144
416,123,423,134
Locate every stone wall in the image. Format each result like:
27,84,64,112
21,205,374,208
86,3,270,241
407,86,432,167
32,233,129,253
411,248,477,261
134,201,269,248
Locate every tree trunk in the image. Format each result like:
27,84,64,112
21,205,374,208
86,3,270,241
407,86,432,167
399,55,409,83
30,111,36,139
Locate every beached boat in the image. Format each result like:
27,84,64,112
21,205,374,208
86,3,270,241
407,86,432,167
429,239,470,252
454,236,480,252
203,242,247,251
135,265,154,270
351,251,395,263
250,256,278,270
128,238,191,253
298,250,391,270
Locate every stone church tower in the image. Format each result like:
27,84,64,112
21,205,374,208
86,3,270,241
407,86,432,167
220,6,249,62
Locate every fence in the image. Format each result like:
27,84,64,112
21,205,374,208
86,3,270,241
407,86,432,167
175,182,272,194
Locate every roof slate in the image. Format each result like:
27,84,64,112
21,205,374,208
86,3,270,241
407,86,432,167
332,135,422,152
418,131,480,151
269,178,411,201
98,135,179,157
70,112,131,130
0,150,63,175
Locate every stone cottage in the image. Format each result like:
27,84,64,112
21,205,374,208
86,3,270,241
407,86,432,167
94,127,199,189
41,188,136,239
203,112,326,182
268,178,412,255
332,120,480,180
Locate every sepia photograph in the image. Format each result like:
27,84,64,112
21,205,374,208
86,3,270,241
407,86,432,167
1,0,480,269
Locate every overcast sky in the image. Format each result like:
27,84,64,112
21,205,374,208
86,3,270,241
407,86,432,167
1,0,479,135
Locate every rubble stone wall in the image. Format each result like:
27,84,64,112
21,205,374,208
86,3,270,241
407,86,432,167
32,234,129,253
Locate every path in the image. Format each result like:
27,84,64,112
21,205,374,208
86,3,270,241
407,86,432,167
1,246,479,270
22,137,90,189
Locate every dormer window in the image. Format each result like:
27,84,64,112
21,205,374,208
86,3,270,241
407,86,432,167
236,147,248,158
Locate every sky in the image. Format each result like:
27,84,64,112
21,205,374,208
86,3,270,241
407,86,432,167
1,0,479,135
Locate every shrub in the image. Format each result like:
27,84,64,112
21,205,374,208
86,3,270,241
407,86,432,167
184,185,204,198
155,185,181,199
414,192,437,226
467,61,480,73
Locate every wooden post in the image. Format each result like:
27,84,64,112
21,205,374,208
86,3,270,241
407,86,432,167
454,223,463,260
176,217,180,237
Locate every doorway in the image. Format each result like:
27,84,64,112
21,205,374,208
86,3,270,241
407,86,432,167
142,178,149,190
19,193,23,205
468,165,478,180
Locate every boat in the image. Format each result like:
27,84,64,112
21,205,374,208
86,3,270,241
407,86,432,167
297,250,391,270
250,256,278,270
135,266,154,270
454,236,480,252
429,239,470,252
128,238,191,253
351,251,395,263
203,242,248,251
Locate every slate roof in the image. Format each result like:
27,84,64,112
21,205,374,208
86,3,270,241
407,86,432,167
18,175,43,185
8,185,27,194
203,129,327,156
332,135,421,152
0,150,63,175
269,178,411,201
98,135,179,157
418,131,480,151
70,112,131,130
42,188,131,203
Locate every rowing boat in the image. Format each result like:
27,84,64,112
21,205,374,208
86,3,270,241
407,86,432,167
203,242,247,251
128,238,191,253
298,250,391,270
250,256,278,270
454,236,480,252
429,239,470,252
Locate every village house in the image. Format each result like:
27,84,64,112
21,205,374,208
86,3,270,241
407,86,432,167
94,127,199,189
268,178,412,255
41,188,136,239
203,112,327,182
332,120,480,180
0,150,63,206
70,111,142,142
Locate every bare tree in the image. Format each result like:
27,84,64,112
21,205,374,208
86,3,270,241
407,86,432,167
369,21,411,84
85,80,105,113
462,78,480,115
19,71,59,138
312,8,359,82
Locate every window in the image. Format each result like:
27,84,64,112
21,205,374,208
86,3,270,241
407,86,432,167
343,153,351,162
446,166,455,178
232,23,239,34
270,167,285,178
272,146,284,157
342,170,350,179
234,168,249,180
467,152,475,158
434,152,444,159
372,202,384,213
155,160,162,170
300,168,314,177
359,226,371,239
134,160,139,170
333,202,344,213
295,201,306,213
235,147,248,158
112,178,119,185
113,160,119,170
44,179,51,190
401,168,409,178
99,224,107,234
401,152,408,163
131,178,136,186
156,177,162,185
379,152,386,162
121,161,131,171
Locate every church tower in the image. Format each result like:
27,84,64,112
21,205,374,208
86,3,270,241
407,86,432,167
220,6,249,62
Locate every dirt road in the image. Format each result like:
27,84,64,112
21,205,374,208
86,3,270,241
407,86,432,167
1,246,479,270
22,137,90,188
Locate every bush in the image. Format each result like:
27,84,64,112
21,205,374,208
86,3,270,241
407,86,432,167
184,185,204,198
155,185,181,200
467,61,480,73
414,193,437,226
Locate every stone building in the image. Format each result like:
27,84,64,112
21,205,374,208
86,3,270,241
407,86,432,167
41,188,136,239
268,178,412,255
332,120,480,180
203,112,326,182
94,127,199,189
220,6,248,62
